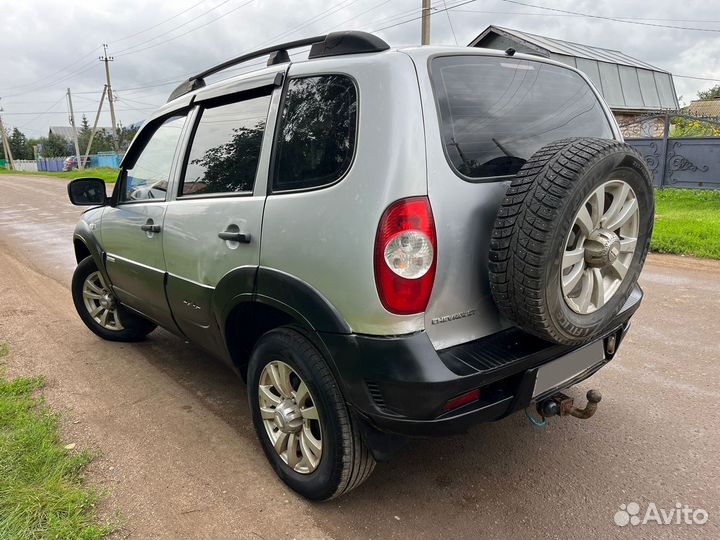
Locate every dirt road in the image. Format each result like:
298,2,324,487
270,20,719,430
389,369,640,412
0,174,718,539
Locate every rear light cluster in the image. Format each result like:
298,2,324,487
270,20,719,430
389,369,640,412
374,197,437,315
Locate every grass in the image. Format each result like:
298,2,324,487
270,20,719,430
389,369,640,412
0,342,111,540
651,188,720,260
0,167,119,183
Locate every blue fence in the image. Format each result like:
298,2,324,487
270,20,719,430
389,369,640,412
37,158,66,172
34,153,122,172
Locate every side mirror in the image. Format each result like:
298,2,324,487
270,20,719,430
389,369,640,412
67,178,108,206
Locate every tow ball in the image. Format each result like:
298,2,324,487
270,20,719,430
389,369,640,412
537,389,602,420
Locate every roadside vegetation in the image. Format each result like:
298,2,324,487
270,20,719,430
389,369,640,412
0,342,111,540
652,188,720,259
0,167,118,183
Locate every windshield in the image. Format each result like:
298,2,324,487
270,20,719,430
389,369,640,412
430,55,614,180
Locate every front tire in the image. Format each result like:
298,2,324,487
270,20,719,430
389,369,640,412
71,256,156,342
247,326,375,500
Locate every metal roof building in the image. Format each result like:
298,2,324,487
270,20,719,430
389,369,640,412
469,26,679,113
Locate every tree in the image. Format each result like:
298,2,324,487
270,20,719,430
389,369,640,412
185,121,265,194
8,127,30,160
37,132,71,157
697,84,720,101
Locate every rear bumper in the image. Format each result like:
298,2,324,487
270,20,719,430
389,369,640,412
321,285,642,439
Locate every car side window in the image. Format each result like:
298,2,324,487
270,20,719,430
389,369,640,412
180,91,272,196
120,115,186,203
272,75,357,192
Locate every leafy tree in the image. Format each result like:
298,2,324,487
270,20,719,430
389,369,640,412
185,121,265,194
37,132,71,157
697,84,720,101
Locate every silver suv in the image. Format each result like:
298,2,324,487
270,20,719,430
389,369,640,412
67,31,654,500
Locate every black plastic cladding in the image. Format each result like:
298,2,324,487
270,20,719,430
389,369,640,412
167,31,389,102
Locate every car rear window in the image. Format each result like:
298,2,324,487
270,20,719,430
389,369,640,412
430,55,614,180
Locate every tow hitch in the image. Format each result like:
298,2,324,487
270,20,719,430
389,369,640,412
537,389,602,420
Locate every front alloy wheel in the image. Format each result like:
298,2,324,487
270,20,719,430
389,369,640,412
71,256,156,342
82,270,124,330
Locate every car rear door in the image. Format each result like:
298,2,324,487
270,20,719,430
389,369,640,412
161,74,281,354
101,113,188,331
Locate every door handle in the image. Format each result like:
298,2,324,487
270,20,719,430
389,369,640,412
218,231,251,243
141,223,161,233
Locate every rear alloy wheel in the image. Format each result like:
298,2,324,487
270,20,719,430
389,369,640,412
489,138,654,345
258,360,323,474
248,326,375,500
71,256,156,342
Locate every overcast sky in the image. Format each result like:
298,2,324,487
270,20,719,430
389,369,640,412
1,0,719,137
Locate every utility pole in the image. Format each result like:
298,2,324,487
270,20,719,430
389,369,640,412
83,85,107,164
0,109,15,171
421,0,431,45
66,88,84,170
100,43,119,152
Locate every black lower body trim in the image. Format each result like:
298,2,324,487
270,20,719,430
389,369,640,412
320,285,641,442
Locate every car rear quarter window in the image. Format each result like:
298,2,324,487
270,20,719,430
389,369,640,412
272,75,357,192
180,91,271,196
430,55,614,181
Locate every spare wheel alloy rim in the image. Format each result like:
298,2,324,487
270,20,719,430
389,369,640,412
258,360,323,474
561,179,640,315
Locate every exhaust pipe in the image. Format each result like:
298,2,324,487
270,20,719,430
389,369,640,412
537,389,602,420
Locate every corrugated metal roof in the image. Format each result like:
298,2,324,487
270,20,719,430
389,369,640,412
49,126,112,139
687,99,720,117
470,26,663,72
469,26,679,112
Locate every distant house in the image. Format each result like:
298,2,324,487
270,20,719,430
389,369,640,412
687,98,720,119
469,26,679,138
49,126,113,140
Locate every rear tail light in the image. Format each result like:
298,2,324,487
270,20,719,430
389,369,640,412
374,197,437,314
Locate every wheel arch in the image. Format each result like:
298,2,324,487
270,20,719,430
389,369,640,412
216,267,351,379
73,222,112,286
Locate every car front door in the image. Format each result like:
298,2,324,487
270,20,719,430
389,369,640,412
101,114,187,330
162,82,279,354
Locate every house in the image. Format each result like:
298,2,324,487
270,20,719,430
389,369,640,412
49,126,113,140
687,97,720,119
469,26,679,138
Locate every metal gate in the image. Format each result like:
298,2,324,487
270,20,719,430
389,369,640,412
624,113,720,190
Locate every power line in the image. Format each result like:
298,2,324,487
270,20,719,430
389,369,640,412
112,0,234,55
114,0,254,57
0,46,100,95
372,0,479,33
499,0,720,33
450,9,720,23
1,59,99,99
442,0,459,45
109,0,210,44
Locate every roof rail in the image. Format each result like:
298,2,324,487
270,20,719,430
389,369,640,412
167,31,389,102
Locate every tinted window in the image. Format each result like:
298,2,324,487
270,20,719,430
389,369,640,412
431,56,614,180
122,115,186,202
273,75,357,191
181,93,271,196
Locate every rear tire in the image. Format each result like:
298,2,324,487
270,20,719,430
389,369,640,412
71,256,156,342
488,138,654,345
247,326,375,500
